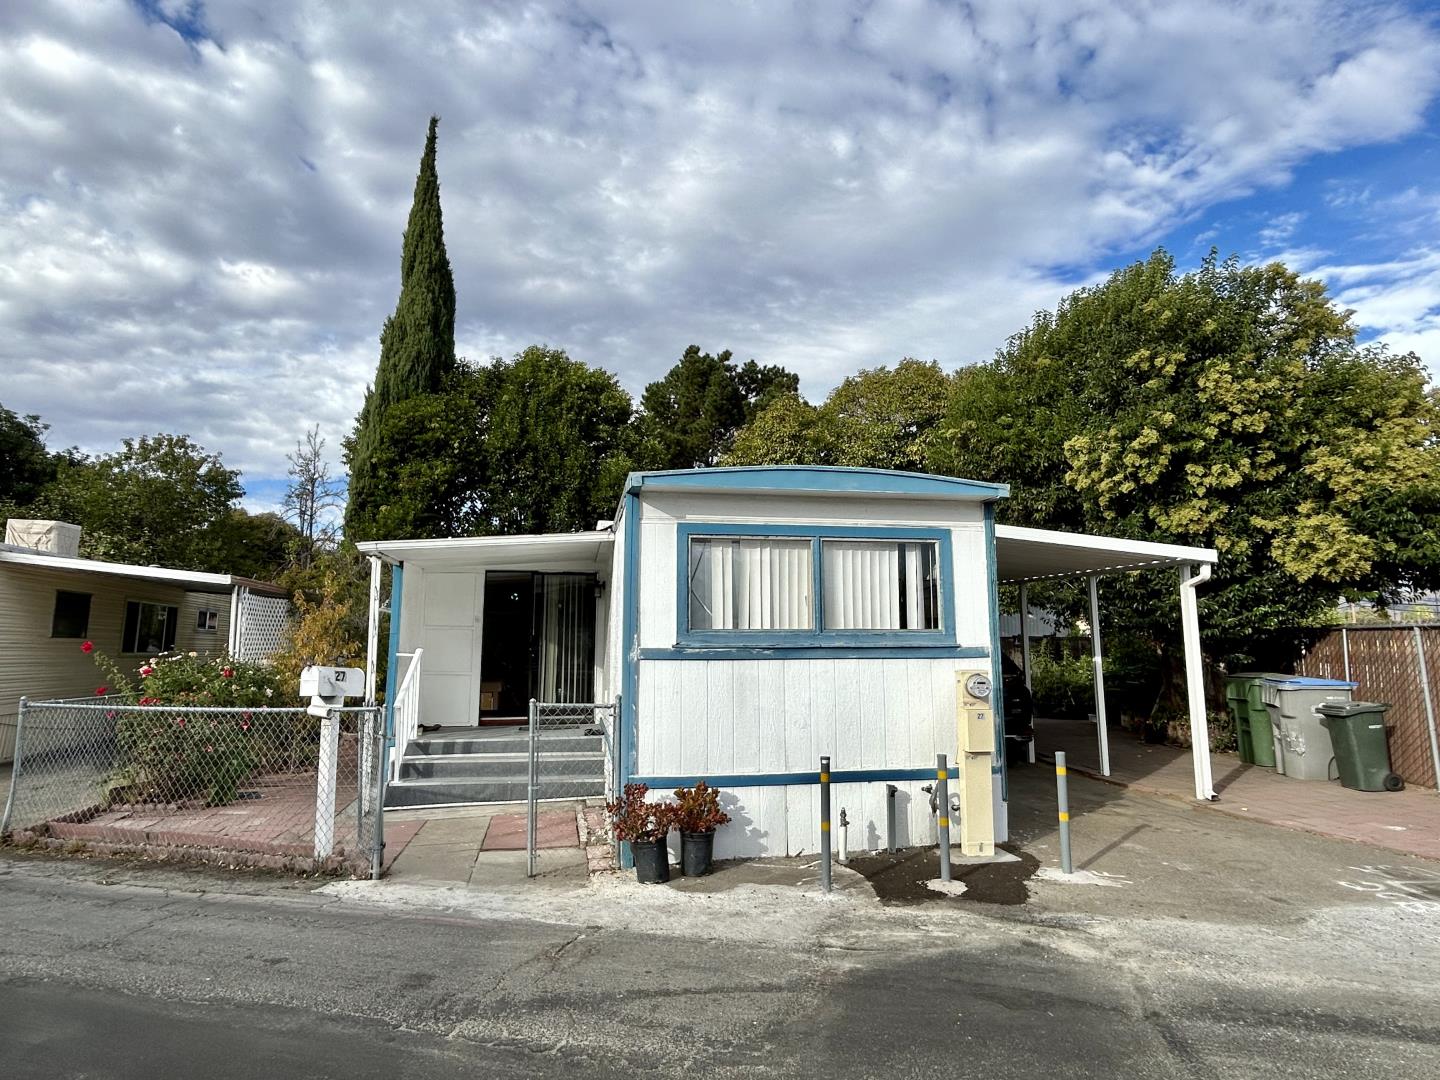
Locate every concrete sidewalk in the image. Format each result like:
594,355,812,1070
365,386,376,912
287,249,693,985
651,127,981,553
1034,716,1440,861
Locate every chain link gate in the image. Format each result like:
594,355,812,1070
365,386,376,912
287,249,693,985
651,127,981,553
1,698,385,877
526,699,617,877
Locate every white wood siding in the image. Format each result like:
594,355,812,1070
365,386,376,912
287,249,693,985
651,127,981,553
636,657,978,857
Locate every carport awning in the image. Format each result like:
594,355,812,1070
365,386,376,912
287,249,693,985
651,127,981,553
994,524,1216,583
354,530,614,569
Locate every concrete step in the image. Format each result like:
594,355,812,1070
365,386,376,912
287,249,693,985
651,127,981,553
397,753,604,781
406,733,602,756
383,777,603,808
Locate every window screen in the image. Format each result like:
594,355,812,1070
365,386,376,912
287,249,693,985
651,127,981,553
196,609,219,631
51,591,92,638
688,537,813,631
821,540,940,631
123,601,178,654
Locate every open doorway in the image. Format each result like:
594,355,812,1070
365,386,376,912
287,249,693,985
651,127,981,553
479,571,597,722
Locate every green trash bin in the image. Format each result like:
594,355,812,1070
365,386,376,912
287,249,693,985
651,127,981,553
1317,701,1405,792
1225,672,1279,767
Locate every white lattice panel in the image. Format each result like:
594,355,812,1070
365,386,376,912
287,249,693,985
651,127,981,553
237,592,292,660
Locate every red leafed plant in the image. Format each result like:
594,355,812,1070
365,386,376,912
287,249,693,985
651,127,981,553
606,783,676,844
671,780,731,834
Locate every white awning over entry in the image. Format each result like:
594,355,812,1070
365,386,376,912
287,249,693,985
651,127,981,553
355,530,614,570
995,524,1217,583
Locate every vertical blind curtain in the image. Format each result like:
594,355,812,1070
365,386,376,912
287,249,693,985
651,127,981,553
689,538,813,630
537,574,595,702
822,541,939,630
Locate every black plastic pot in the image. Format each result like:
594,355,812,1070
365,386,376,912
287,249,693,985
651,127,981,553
630,839,670,884
680,830,715,877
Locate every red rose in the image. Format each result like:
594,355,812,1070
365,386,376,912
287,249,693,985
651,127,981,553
139,665,154,677
81,641,94,654
95,686,108,696
222,667,234,678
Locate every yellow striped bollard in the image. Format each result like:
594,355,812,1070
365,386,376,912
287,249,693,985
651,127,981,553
819,755,832,894
1056,750,1073,874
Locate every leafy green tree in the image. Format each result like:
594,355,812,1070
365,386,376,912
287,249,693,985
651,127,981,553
933,250,1440,712
345,116,457,541
0,403,57,507
22,434,244,571
724,358,953,470
472,347,634,534
209,509,302,581
634,346,799,469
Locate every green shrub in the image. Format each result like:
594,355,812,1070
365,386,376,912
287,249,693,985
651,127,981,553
1029,653,1094,719
109,709,258,806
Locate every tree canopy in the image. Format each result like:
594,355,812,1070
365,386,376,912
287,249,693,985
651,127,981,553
933,250,1440,668
0,403,58,507
724,358,953,471
345,116,458,542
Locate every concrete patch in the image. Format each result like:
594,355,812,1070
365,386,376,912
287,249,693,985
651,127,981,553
924,878,968,897
1035,867,1130,888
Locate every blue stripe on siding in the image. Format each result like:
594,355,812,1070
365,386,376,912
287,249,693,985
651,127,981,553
637,645,989,661
630,767,954,789
673,521,959,649
618,491,641,871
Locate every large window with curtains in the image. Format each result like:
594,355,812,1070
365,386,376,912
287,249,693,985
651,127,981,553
679,524,952,646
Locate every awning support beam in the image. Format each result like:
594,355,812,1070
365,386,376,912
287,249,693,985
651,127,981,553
1087,574,1111,776
1019,582,1036,764
1180,563,1216,801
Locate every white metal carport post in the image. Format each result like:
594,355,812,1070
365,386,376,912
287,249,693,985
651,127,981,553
1087,574,1111,776
1180,563,1217,801
1018,582,1036,764
362,556,383,817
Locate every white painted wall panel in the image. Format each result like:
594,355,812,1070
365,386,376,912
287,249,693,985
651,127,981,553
634,656,984,857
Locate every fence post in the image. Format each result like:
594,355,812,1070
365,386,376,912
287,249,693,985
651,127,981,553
1414,627,1440,789
527,698,539,878
313,707,340,860
0,696,27,836
885,783,897,853
1055,751,1072,875
1341,627,1351,683
819,755,832,895
369,708,386,880
935,754,952,882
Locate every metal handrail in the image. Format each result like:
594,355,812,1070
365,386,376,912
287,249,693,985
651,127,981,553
390,648,424,783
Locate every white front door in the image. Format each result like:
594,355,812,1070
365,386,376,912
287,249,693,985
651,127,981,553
420,571,483,726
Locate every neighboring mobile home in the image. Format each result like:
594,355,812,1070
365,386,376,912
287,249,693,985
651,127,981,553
358,467,1220,860
0,520,290,762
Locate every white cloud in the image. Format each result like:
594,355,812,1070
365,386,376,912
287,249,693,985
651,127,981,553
0,0,1437,501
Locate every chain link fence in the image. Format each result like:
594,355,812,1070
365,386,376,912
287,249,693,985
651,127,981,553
526,700,616,876
1,698,383,877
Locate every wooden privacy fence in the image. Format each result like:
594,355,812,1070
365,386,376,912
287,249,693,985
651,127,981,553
1294,625,1440,790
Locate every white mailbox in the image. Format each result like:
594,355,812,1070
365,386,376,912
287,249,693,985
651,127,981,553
300,665,365,700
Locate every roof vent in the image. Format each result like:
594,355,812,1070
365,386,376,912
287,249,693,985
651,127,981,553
4,519,82,558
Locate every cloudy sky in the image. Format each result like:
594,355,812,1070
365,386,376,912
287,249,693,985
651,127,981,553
2,1,1438,512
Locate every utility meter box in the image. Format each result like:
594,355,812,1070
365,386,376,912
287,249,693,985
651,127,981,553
955,668,997,857
300,666,365,700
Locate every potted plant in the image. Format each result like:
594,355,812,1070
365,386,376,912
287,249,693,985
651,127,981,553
672,780,731,876
606,783,675,884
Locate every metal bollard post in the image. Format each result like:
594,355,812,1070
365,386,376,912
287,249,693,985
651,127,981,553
838,808,849,864
885,784,897,853
1055,751,1073,875
819,756,832,894
935,754,952,882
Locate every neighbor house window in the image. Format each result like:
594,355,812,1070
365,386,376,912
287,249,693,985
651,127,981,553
821,540,940,631
122,601,178,654
51,590,92,638
196,608,219,631
687,537,813,631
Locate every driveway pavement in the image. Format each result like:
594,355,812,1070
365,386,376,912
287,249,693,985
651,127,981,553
1035,716,1440,861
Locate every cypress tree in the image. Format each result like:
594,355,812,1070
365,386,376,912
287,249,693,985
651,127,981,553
344,116,457,541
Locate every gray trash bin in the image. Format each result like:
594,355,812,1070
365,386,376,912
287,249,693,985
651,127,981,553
1261,676,1355,780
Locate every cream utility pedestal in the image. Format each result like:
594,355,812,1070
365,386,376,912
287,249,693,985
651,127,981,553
955,669,997,857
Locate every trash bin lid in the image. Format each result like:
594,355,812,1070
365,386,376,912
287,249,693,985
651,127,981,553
1261,676,1356,689
1315,700,1389,717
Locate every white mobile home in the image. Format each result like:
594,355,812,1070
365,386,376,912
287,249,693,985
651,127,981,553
358,467,1219,859
0,520,290,761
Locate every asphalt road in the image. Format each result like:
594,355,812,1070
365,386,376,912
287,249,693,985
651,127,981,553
2,844,1438,1080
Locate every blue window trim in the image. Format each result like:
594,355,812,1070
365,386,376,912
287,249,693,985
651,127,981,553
674,522,957,650
637,645,988,662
